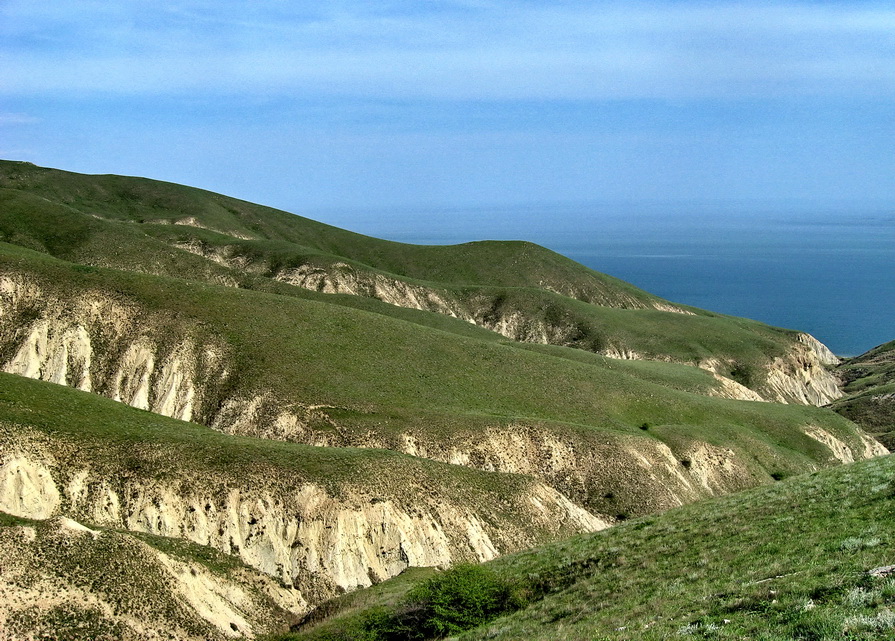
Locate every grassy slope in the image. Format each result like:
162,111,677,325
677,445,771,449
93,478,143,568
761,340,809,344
0,160,812,391
280,453,895,641
0,160,659,300
0,370,526,500
0,370,591,547
831,341,895,449
1,163,891,640
0,244,867,511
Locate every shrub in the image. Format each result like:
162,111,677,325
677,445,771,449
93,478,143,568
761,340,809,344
352,564,522,640
401,564,520,638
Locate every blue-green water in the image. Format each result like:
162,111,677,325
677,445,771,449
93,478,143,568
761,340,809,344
317,204,894,356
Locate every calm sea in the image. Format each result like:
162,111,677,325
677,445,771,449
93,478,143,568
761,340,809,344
316,204,895,357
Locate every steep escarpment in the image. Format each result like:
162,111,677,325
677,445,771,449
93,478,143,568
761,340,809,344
0,446,600,602
391,420,884,518
394,426,765,517
0,377,606,613
179,239,697,350
761,332,841,404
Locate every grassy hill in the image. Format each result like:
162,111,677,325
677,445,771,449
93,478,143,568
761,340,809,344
1,159,889,640
0,159,667,304
0,160,843,404
831,341,895,449
0,242,878,520
277,452,895,641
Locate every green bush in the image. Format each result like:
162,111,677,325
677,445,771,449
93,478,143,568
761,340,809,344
341,565,522,641
401,564,520,638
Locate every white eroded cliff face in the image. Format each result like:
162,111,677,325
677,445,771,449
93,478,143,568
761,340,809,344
690,333,842,406
0,440,607,612
396,427,764,516
0,455,60,519
0,274,229,424
0,515,304,640
802,425,888,463
280,263,468,319
276,261,692,331
705,373,767,402
394,420,888,517
760,333,843,406
600,336,842,407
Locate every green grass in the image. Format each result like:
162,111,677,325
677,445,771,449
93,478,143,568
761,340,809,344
837,341,895,394
0,244,828,433
2,160,892,641
277,453,895,641
0,371,616,571
832,341,895,449
0,160,663,300
0,371,543,501
0,511,37,527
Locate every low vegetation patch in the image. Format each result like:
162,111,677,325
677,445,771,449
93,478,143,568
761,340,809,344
281,454,895,641
285,565,524,641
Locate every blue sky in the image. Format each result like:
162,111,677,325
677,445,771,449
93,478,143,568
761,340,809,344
1,1,893,220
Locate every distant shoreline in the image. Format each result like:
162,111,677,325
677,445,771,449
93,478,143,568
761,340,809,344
327,206,895,357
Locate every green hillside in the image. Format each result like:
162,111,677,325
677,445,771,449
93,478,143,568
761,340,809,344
0,159,664,303
0,242,876,518
0,160,840,404
279,452,895,641
832,341,895,448
1,159,889,641
0,371,586,531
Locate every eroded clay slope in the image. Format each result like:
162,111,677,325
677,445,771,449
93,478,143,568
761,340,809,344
0,416,605,619
0,513,302,641
0,272,230,425
693,333,842,406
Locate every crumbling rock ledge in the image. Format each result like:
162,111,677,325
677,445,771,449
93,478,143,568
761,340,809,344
0,438,606,616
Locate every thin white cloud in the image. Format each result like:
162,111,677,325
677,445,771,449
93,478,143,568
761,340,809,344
1,2,893,99
0,112,40,125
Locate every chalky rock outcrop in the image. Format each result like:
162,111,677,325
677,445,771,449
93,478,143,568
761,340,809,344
0,422,607,635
